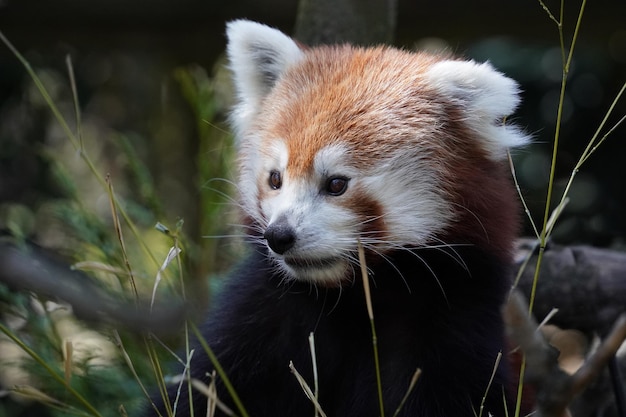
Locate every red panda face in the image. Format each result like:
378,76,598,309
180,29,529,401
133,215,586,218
252,135,450,284
226,20,529,286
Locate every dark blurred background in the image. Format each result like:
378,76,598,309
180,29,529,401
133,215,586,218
1,0,625,253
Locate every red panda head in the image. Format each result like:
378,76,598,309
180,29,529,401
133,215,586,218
226,20,529,286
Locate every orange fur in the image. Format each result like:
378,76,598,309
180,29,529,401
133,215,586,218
256,46,444,176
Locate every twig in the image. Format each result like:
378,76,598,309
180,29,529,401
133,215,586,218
571,314,626,396
507,150,539,240
505,290,626,417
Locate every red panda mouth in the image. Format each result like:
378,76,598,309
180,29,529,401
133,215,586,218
283,256,341,270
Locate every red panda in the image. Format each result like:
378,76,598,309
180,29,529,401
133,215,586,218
147,20,529,417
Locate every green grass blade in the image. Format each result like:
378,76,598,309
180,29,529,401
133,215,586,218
190,322,249,417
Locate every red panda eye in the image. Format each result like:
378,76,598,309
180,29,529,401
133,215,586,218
269,171,282,190
325,177,349,196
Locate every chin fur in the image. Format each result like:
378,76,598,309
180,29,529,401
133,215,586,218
272,252,352,286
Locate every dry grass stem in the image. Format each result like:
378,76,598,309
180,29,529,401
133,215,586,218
308,332,320,417
479,352,503,417
183,376,235,416
105,174,139,301
289,361,328,417
507,150,539,239
112,331,156,410
150,246,182,310
190,322,250,417
392,368,422,417
64,339,73,385
357,238,385,416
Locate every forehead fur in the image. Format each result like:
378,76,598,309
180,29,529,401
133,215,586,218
255,45,451,177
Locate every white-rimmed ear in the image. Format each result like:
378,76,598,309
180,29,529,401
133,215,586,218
425,60,529,158
226,20,304,134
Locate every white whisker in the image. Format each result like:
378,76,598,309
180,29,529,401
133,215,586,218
201,234,249,240
425,237,471,274
450,202,489,244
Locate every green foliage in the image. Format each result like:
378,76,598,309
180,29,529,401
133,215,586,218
116,133,165,220
175,64,239,278
0,32,234,416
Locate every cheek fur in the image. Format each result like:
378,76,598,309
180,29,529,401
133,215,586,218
340,190,388,263
443,159,520,263
344,193,384,237
430,127,519,262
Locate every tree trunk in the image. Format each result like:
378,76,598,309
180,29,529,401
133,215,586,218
294,0,397,45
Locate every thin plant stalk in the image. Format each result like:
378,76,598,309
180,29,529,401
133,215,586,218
106,175,172,416
309,332,320,417
478,352,503,417
64,340,74,385
106,175,140,301
548,81,626,238
66,55,84,152
11,386,92,417
531,0,587,316
112,331,163,415
173,225,196,417
290,361,328,417
152,222,194,416
144,335,174,417
357,239,385,417
151,222,194,416
507,151,540,240
186,374,235,416
172,349,195,416
392,368,421,417
513,354,526,417
105,176,173,416
514,1,587,415
190,322,250,417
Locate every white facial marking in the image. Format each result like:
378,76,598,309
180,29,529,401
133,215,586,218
360,149,453,249
313,144,354,177
259,144,358,285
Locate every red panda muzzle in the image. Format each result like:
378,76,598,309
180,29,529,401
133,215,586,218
264,217,296,254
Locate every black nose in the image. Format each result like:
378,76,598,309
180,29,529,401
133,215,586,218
264,220,296,254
